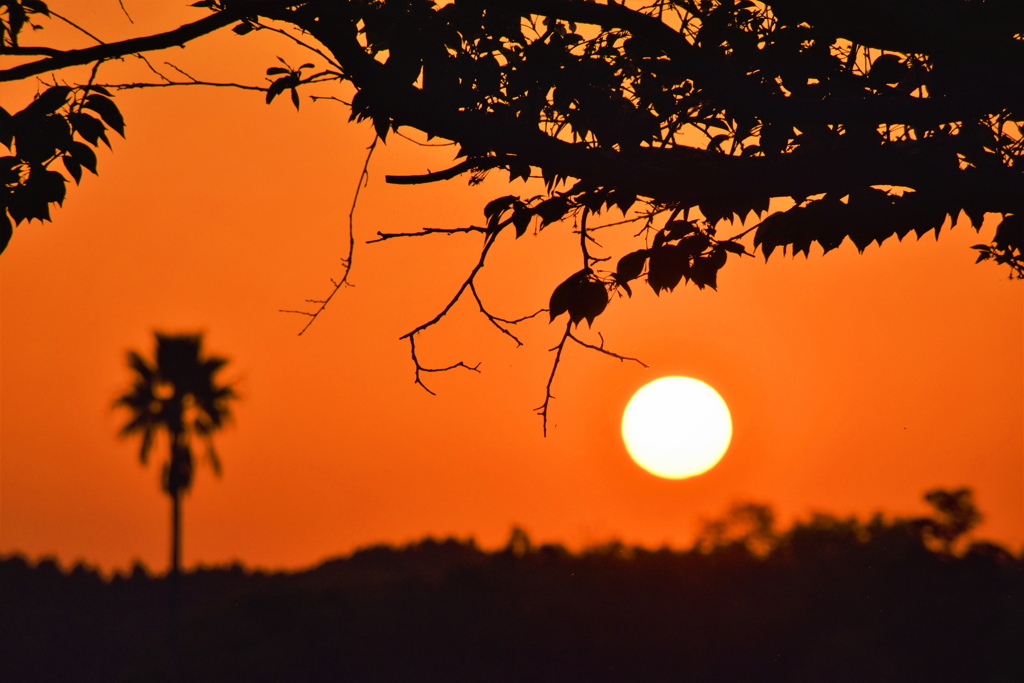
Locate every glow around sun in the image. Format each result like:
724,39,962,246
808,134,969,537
621,376,733,479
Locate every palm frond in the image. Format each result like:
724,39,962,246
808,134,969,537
115,331,236,493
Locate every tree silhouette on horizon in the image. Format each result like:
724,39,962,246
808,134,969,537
114,331,235,679
114,332,236,579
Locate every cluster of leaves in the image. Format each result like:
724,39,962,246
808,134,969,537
0,0,48,49
973,214,1024,279
616,218,744,294
264,58,325,110
273,0,1023,328
0,85,124,253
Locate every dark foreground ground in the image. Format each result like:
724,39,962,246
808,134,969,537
2,505,1022,682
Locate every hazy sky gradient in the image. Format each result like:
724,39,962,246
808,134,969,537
1,3,1021,573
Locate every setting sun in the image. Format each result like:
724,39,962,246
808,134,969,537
622,377,733,479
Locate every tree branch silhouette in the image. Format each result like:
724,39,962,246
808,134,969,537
4,0,1023,427
0,10,243,82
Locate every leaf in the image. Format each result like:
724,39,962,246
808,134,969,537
535,196,570,226
688,255,720,290
483,195,517,220
35,168,67,205
993,214,1023,250
266,67,290,76
69,112,108,147
753,211,796,261
614,249,648,283
610,190,636,215
0,212,11,255
512,207,532,237
80,85,111,96
721,240,746,255
570,279,608,326
21,86,71,119
508,162,531,183
265,79,287,105
0,156,23,185
868,54,905,86
62,154,82,184
548,269,590,321
372,115,390,142
6,166,66,224
22,0,51,15
233,22,254,35
664,219,697,240
82,96,125,137
0,107,12,149
646,244,688,294
290,87,300,111
68,141,97,175
14,114,71,162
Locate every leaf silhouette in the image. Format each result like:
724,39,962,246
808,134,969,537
615,249,648,283
549,269,590,321
82,96,125,137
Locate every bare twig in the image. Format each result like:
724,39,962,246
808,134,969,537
469,281,546,346
48,10,105,46
280,136,378,333
97,79,268,92
396,203,547,392
117,0,135,24
368,225,487,243
399,230,500,345
254,21,342,71
405,336,480,395
536,327,647,435
567,331,647,367
536,320,572,436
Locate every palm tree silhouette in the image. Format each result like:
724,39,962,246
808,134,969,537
114,332,236,578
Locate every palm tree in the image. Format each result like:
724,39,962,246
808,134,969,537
114,332,236,578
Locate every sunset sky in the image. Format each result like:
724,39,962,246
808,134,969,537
1,2,1021,575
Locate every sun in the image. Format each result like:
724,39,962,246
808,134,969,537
621,376,733,479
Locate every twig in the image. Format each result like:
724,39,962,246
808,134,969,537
405,336,480,395
400,231,500,344
254,21,342,71
536,327,647,435
96,79,268,92
567,331,647,367
368,226,487,243
280,136,378,333
469,281,545,346
536,320,572,436
117,0,135,24
48,10,105,46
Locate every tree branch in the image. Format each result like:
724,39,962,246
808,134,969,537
0,10,243,83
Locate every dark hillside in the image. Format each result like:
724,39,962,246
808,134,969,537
2,508,1021,682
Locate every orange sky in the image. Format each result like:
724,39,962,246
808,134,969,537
1,3,1022,574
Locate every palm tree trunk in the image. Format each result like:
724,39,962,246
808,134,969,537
168,488,181,681
171,487,181,577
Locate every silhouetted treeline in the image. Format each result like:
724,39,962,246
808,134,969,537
3,494,1021,682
